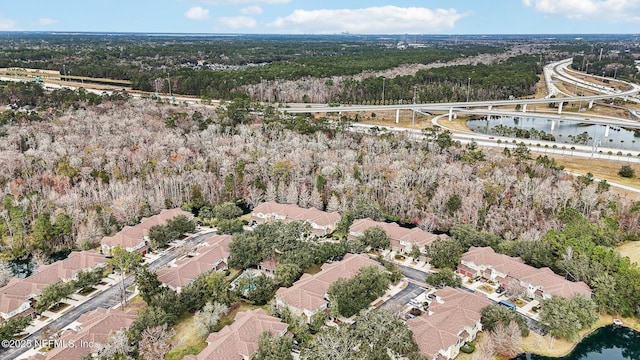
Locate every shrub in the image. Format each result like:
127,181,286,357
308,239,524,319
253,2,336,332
619,165,635,178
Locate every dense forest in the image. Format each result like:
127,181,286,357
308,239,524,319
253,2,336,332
3,34,637,104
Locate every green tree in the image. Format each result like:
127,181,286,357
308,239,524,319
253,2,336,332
334,210,354,237
148,225,176,250
359,226,390,250
255,331,294,360
135,267,164,304
424,268,462,288
0,316,31,341
238,274,278,305
445,194,462,214
74,267,105,292
32,213,53,252
513,142,531,163
619,165,635,178
328,266,390,318
179,270,234,311
427,238,464,269
540,295,597,340
216,218,244,235
275,262,303,287
167,215,196,236
214,202,244,220
35,281,75,313
53,213,73,245
107,247,143,308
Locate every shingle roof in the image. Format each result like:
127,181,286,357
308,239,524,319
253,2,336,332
0,251,105,316
157,235,231,289
407,287,490,360
184,309,288,360
349,218,443,248
30,309,136,360
462,247,591,298
275,253,383,313
252,201,340,228
101,208,192,248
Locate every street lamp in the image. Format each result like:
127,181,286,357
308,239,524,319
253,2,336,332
466,77,471,103
382,77,386,105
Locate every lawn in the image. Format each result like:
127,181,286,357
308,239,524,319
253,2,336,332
165,312,208,360
616,241,640,266
121,294,146,314
305,264,322,275
477,284,495,294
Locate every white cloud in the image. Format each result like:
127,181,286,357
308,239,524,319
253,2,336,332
268,6,467,34
38,18,58,26
240,5,263,15
0,17,16,30
217,16,257,29
185,6,210,20
523,0,640,22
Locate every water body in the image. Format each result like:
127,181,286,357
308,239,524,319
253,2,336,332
467,116,640,152
513,325,640,360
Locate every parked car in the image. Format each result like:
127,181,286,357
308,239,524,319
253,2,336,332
405,313,416,320
427,293,437,300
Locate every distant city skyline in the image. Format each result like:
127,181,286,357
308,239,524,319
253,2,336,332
0,0,638,35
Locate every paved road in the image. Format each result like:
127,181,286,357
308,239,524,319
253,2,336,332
399,264,430,284
380,282,425,311
0,232,212,360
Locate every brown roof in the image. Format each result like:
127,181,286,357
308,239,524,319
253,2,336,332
31,309,136,360
0,251,105,316
157,235,232,289
184,308,288,360
407,287,491,360
462,247,591,298
252,201,340,228
260,257,278,271
275,254,383,313
101,208,192,248
349,218,443,248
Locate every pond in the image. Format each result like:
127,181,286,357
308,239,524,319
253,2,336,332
8,249,72,278
512,325,640,360
467,116,640,151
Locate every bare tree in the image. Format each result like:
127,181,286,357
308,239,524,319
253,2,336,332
139,323,175,360
99,330,132,358
193,301,229,337
0,260,13,287
472,334,495,360
490,320,522,358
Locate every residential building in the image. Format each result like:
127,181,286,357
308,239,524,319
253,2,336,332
407,287,491,360
157,235,231,292
0,251,106,321
349,218,445,254
184,309,288,360
458,246,592,300
28,309,136,360
275,253,383,323
251,201,340,235
101,208,193,256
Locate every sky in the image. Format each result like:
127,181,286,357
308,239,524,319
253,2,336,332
0,0,638,34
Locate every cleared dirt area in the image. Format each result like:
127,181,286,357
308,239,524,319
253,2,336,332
617,241,640,266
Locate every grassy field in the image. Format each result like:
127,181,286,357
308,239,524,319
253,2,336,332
548,155,640,199
165,312,208,360
616,241,640,266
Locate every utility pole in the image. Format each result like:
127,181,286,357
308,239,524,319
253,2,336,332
382,77,386,105
466,77,471,103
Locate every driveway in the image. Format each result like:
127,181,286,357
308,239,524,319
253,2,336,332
380,282,426,311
